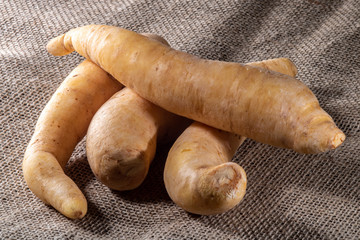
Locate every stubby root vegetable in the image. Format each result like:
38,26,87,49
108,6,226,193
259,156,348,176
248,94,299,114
164,122,246,215
164,59,298,215
47,25,345,154
86,88,190,190
86,35,190,190
23,60,122,219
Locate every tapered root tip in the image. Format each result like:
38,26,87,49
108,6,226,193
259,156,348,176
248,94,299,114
281,58,298,77
23,151,88,219
61,198,87,219
46,34,73,56
331,131,346,149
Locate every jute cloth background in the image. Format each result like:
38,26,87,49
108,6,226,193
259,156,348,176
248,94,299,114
1,0,359,239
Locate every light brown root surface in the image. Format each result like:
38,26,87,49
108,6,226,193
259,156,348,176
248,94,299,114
23,60,122,219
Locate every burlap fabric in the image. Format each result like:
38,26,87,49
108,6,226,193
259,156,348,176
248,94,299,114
1,0,359,239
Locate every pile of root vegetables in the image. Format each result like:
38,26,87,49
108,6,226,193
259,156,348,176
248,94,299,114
23,25,345,219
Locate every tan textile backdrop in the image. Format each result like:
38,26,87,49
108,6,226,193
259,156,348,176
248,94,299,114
1,0,359,239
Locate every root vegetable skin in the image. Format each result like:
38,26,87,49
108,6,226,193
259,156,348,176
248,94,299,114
23,60,122,219
164,59,298,215
47,25,345,154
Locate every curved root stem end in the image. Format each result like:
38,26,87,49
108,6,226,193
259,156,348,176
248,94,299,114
198,162,247,204
46,34,73,56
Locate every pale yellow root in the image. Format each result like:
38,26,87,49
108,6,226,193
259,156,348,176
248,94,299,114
23,60,122,219
163,60,297,215
46,25,345,154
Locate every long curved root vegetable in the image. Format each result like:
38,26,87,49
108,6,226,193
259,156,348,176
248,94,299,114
86,56,297,191
86,88,190,190
23,60,122,219
163,59,297,215
47,25,344,154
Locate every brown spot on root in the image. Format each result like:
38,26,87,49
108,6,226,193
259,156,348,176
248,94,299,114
71,211,83,219
72,74,78,78
234,134,242,140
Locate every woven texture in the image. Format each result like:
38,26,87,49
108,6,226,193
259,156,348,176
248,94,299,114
1,0,359,239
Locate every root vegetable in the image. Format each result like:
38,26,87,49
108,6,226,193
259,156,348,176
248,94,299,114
86,56,297,192
164,122,246,215
163,59,297,215
86,88,190,190
22,60,122,219
47,25,345,154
